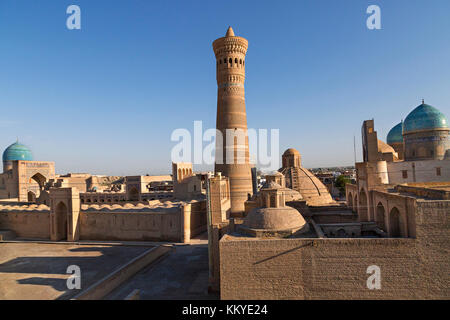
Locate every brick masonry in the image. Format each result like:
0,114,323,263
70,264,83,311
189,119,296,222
219,201,450,299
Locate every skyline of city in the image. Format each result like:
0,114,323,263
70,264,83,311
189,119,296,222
1,0,449,175
0,1,449,304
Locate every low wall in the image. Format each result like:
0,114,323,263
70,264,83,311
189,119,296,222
0,202,208,243
0,211,50,239
312,211,358,224
219,199,450,299
79,210,182,242
396,185,450,200
220,236,448,299
73,245,172,300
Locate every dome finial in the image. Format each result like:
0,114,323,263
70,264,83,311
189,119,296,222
225,26,235,37
422,98,425,104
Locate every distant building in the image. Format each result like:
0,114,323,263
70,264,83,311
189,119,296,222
0,141,55,203
278,148,334,205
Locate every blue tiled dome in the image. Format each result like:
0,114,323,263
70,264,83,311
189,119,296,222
386,122,403,144
403,103,449,134
2,142,33,162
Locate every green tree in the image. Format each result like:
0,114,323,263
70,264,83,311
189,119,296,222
335,175,351,196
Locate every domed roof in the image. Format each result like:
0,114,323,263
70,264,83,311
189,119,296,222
387,122,403,144
280,166,333,206
377,139,397,155
403,103,449,134
266,171,283,177
2,142,33,162
283,148,300,156
243,206,307,232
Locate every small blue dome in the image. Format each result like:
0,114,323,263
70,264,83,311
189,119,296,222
403,103,449,134
387,122,403,144
2,142,33,162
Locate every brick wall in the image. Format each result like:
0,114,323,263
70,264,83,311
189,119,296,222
219,200,450,299
0,211,50,239
79,211,182,242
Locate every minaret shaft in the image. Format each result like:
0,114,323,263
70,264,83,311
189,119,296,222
213,27,253,216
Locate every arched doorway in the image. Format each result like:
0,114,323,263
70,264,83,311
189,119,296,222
389,207,401,237
347,192,353,211
56,201,68,240
129,187,139,201
29,173,46,198
27,191,36,202
376,202,385,231
359,189,368,221
336,228,347,238
31,173,46,187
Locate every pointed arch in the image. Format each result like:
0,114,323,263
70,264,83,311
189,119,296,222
129,187,139,201
389,207,401,237
358,189,368,221
376,202,386,231
55,201,68,240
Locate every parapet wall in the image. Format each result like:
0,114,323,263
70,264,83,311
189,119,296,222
0,200,208,243
79,210,182,242
0,209,50,239
311,211,358,224
219,199,450,299
220,236,447,299
396,184,450,200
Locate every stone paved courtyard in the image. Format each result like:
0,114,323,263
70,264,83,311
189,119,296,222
0,242,152,300
106,240,218,300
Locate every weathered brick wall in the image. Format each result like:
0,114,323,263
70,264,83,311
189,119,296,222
413,200,450,297
312,213,358,224
189,201,207,237
220,201,450,299
79,211,182,242
0,211,50,239
0,206,207,243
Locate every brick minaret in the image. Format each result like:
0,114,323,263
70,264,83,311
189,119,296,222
212,26,253,216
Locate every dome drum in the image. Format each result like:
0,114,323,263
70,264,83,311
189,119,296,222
238,207,309,238
402,103,450,161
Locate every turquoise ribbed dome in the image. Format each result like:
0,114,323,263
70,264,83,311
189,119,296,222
387,122,403,144
403,103,449,134
2,142,33,162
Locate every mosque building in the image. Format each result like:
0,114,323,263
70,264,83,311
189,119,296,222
352,101,450,194
206,27,449,300
401,101,449,160
0,141,55,202
386,101,450,163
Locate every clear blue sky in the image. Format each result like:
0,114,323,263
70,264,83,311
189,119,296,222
1,0,449,175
